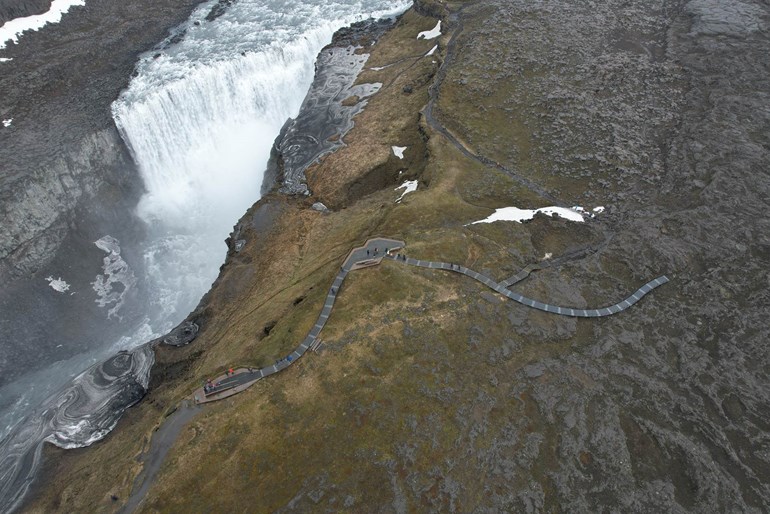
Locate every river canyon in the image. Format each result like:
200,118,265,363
2,0,770,512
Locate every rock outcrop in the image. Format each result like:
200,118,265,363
0,0,52,25
0,127,136,283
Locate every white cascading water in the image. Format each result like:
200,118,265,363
0,1,412,510
113,0,411,332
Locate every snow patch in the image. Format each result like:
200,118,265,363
2,118,12,127
417,20,441,40
0,0,85,49
45,276,70,293
425,44,437,56
395,180,418,203
572,205,605,218
391,145,407,159
470,206,586,224
0,57,12,62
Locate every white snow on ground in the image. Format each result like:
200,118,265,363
2,119,12,127
572,205,606,218
425,44,437,56
571,205,590,216
392,145,407,159
470,206,586,224
395,180,418,203
0,0,85,49
417,20,441,40
543,252,553,260
45,276,71,293
0,57,12,62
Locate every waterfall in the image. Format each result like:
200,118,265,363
0,1,412,510
112,0,411,330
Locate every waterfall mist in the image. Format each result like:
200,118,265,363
112,0,410,332
0,0,410,509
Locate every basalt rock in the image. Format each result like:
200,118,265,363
0,0,51,24
159,320,200,347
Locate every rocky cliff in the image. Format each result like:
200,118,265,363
0,0,204,385
0,0,51,24
11,0,770,512
0,128,136,283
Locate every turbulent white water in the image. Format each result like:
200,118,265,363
0,1,411,510
113,0,411,333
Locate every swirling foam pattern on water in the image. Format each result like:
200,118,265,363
0,344,153,512
0,0,411,511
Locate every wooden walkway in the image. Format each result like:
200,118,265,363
193,237,668,403
387,254,669,318
193,238,404,403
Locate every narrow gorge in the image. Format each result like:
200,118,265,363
2,0,770,512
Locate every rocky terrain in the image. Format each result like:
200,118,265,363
0,0,204,389
7,0,770,512
0,0,50,24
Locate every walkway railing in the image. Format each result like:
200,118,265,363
194,238,668,402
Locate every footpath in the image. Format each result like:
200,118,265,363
193,237,667,403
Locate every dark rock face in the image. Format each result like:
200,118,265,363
428,0,770,511
0,0,203,381
264,17,396,196
0,128,139,284
204,0,234,22
160,320,199,347
0,0,51,24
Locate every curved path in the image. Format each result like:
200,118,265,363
502,261,552,287
193,238,405,402
422,10,564,206
194,238,668,402
386,253,668,318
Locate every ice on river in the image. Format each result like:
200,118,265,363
45,276,71,293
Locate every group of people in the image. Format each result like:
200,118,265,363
202,367,236,394
274,355,293,366
203,378,217,394
365,246,410,259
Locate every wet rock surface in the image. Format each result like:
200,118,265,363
266,18,395,196
0,0,201,406
159,320,199,347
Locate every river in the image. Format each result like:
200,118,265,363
0,0,409,511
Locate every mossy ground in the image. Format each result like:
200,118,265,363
26,4,659,513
